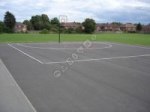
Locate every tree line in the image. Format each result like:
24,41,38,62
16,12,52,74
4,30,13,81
0,11,96,34
23,14,96,34
0,11,143,34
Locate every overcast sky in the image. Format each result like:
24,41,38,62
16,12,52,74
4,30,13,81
0,0,150,24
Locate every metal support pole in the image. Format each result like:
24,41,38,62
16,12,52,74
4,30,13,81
58,23,60,43
59,15,67,43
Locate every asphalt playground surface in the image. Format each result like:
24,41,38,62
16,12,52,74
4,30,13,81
0,42,150,112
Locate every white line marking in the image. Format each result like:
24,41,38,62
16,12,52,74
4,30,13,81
44,54,150,64
8,44,43,64
0,59,37,112
16,43,112,50
8,43,150,65
106,42,150,49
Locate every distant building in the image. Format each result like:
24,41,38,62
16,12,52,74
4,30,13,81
96,23,111,32
120,23,136,32
96,23,121,32
61,22,82,30
61,22,139,33
14,22,27,32
141,24,150,33
111,24,121,32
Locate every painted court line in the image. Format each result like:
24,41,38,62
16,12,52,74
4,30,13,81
8,44,43,64
44,54,150,65
8,43,150,65
16,43,112,50
107,42,150,49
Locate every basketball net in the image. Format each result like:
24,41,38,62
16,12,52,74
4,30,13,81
59,15,68,24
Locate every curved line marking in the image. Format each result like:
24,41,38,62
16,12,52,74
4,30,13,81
16,43,112,50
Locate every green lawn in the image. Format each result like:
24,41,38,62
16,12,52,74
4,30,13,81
0,33,150,46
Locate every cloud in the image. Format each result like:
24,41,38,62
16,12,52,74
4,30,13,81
0,0,150,24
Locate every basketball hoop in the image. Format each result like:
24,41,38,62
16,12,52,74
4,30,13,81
59,15,68,23
58,15,68,43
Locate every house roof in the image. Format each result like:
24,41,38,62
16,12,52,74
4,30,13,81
61,22,81,27
96,23,121,28
121,23,136,28
15,22,26,27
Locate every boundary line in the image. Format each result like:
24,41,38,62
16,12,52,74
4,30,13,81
0,59,37,112
106,42,150,49
44,54,150,64
16,43,112,50
8,44,43,64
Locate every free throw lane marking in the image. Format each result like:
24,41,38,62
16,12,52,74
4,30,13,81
8,44,43,64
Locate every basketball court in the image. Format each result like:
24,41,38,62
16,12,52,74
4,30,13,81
0,42,150,112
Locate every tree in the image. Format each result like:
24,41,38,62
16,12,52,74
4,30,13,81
23,20,32,30
82,18,96,33
0,21,4,33
41,14,51,30
75,26,83,33
30,15,42,30
66,27,74,34
51,17,59,25
4,11,16,32
41,14,50,23
30,14,51,30
136,23,142,32
50,17,60,32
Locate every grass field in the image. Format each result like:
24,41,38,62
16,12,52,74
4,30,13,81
0,33,150,46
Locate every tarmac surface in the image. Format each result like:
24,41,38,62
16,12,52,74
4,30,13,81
0,59,36,112
0,42,150,112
